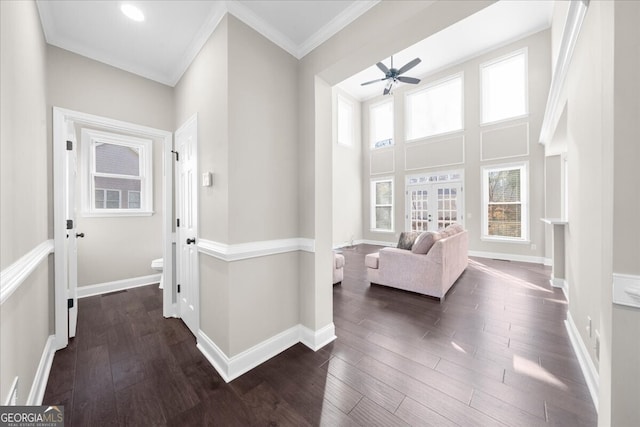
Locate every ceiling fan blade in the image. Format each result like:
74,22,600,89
397,76,420,84
376,61,390,75
383,87,391,96
397,58,421,75
361,78,387,86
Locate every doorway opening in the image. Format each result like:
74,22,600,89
52,107,174,350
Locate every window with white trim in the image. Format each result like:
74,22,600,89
482,162,528,241
370,99,394,149
337,94,354,146
481,50,528,124
81,128,153,216
406,73,463,141
371,178,393,231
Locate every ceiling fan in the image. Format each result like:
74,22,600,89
361,56,422,95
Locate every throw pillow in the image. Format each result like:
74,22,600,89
412,231,441,254
396,231,421,250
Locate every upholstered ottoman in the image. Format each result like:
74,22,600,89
333,253,345,285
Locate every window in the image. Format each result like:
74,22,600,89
81,129,153,216
482,163,528,241
370,99,394,149
406,73,463,141
481,50,527,124
371,178,393,231
337,94,354,146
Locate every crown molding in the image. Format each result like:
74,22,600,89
297,0,380,58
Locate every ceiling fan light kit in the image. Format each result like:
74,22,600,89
361,56,422,95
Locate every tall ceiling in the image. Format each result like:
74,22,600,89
36,0,553,95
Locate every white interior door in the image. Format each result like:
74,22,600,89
175,116,199,336
65,119,79,338
407,182,463,232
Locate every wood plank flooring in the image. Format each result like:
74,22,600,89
43,244,597,426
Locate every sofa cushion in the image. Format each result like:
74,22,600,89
441,223,464,238
411,231,441,254
365,253,379,269
397,231,421,250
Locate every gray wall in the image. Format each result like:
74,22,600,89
46,46,174,287
0,0,51,405
361,30,550,262
332,88,363,247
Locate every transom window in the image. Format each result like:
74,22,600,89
81,129,153,216
481,49,528,124
370,99,394,149
482,162,528,241
405,73,463,141
371,178,393,231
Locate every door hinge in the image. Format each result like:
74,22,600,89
67,298,74,309
177,284,181,293
171,150,179,161
66,219,73,230
176,218,180,227
66,140,73,151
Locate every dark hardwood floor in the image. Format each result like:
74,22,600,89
43,244,597,426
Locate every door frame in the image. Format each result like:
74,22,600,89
405,170,465,232
174,114,199,335
53,107,175,350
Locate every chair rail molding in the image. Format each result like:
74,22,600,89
0,240,54,305
198,238,315,262
539,0,589,145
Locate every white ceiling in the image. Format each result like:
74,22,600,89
36,0,379,87
338,0,554,101
36,1,553,93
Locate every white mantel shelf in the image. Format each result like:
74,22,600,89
541,218,569,225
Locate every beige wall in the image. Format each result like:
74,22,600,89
0,0,51,404
611,1,640,425
175,15,301,357
46,46,174,287
73,125,164,286
549,0,640,424
360,30,550,261
332,88,363,247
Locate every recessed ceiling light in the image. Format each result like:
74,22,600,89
121,4,145,22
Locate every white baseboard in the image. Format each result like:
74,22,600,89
26,335,56,405
77,274,161,298
550,278,569,301
299,323,336,351
565,312,599,410
544,257,553,266
469,250,546,265
197,322,336,383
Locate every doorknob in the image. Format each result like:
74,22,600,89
186,238,196,245
76,232,85,238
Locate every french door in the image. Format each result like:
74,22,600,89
406,182,463,232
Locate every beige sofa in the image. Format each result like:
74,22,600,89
365,228,468,301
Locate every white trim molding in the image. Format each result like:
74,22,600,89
550,278,569,301
539,0,590,145
565,311,599,410
468,250,546,265
613,273,640,309
197,323,336,383
361,239,396,247
198,238,315,262
300,323,337,351
76,274,161,299
26,335,56,405
1,240,54,305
